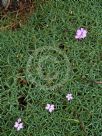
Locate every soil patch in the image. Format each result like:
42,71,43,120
0,0,35,30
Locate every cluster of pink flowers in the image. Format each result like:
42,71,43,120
45,93,73,113
14,93,73,131
14,118,23,131
45,104,55,113
44,28,87,113
13,27,87,132
66,93,73,101
75,28,87,40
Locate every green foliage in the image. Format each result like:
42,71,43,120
0,0,102,135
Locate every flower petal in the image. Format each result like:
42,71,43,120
45,104,50,110
19,123,24,129
14,122,19,128
49,108,53,113
50,105,54,110
76,30,82,36
17,118,21,123
17,126,21,131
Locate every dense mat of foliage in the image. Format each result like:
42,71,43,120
1,0,102,135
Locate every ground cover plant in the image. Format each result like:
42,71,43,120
0,0,102,135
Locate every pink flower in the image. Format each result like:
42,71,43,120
75,28,87,39
45,104,55,113
66,93,73,101
14,118,24,131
